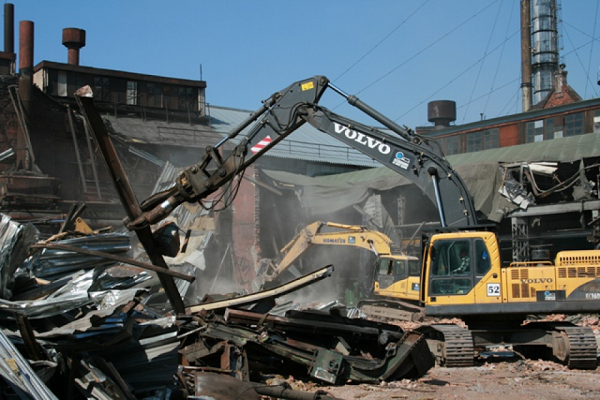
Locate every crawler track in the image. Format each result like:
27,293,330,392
558,325,598,370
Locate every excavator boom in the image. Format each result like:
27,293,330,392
132,76,478,230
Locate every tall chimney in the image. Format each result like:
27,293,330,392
19,20,33,74
18,20,33,118
18,20,34,170
62,28,85,65
4,3,14,53
521,0,533,112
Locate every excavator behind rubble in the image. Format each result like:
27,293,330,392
79,76,600,370
254,220,423,320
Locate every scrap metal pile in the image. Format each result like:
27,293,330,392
0,214,434,400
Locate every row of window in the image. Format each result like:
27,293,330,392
55,70,205,113
444,128,500,156
525,112,585,142
441,110,592,156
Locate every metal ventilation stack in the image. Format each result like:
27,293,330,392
531,0,560,104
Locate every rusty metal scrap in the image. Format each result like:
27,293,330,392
179,306,434,386
0,214,434,399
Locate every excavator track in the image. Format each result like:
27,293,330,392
556,325,598,370
424,324,474,367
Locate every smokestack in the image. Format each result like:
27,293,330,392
19,20,33,74
17,19,33,170
62,28,86,65
18,20,33,119
521,0,533,112
4,3,14,53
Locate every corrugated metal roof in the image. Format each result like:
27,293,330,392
104,116,224,149
207,105,380,167
103,106,379,167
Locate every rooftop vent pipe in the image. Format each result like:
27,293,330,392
62,28,85,65
427,100,456,129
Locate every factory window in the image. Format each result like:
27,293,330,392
94,76,111,102
483,128,499,150
594,110,600,134
147,83,163,108
543,118,564,139
178,87,195,111
526,120,544,143
126,81,138,105
565,113,584,136
57,71,67,97
526,118,565,142
197,88,206,115
444,136,460,155
466,131,482,152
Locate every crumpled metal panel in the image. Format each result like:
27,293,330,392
24,232,131,280
0,269,96,318
0,329,58,399
0,213,39,299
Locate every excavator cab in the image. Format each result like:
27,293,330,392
373,255,421,301
422,231,498,308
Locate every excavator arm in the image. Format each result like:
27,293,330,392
132,75,478,230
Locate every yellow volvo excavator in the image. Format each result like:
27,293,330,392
417,229,600,368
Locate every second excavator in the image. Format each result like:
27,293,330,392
254,220,423,320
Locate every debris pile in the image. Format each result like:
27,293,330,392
0,214,434,399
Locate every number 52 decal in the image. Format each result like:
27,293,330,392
487,283,500,297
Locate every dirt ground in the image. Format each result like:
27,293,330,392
292,315,600,400
319,361,600,400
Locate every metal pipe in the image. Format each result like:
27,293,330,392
428,167,447,227
83,120,102,200
0,148,14,162
521,0,533,112
66,105,88,192
328,82,412,140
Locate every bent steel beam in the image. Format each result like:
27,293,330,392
74,86,185,314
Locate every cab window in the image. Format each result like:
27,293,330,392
392,260,406,278
377,259,392,275
429,239,473,295
408,259,421,276
475,239,491,276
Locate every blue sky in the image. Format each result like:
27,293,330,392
10,0,600,129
